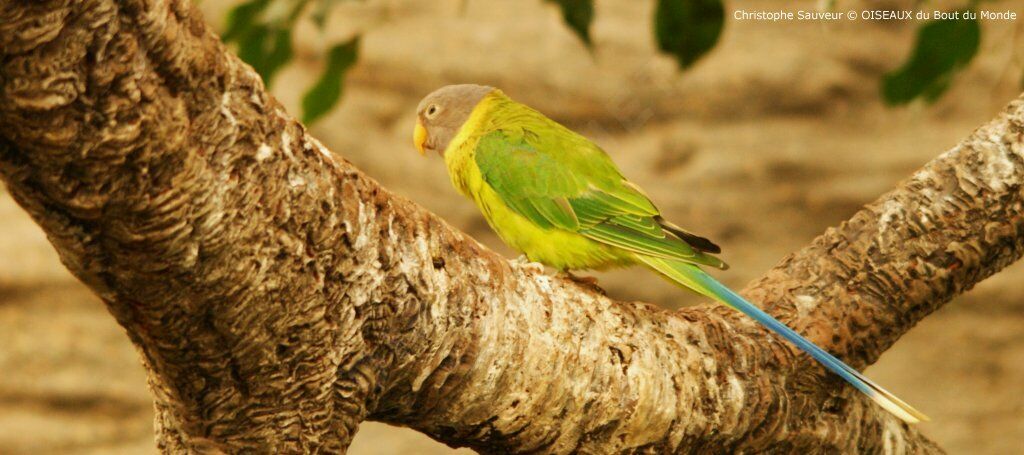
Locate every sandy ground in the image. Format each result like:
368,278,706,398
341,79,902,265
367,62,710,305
2,0,1023,453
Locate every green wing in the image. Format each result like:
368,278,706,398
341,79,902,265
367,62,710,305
474,127,726,269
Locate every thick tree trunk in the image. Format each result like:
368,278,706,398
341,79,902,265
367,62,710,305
1,0,1022,453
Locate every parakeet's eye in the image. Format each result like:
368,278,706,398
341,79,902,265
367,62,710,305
425,104,441,118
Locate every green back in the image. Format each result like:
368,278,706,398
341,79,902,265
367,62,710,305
473,98,726,269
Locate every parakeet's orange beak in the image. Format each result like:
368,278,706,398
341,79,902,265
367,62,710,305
413,119,428,156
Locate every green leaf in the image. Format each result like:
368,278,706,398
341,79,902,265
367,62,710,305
236,24,294,86
546,0,594,47
302,37,361,124
654,0,724,69
223,0,270,42
882,11,980,105
223,0,297,87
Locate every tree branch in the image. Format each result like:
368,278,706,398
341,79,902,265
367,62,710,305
1,0,1021,453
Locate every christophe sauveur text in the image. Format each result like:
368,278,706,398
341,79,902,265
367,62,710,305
734,9,1017,22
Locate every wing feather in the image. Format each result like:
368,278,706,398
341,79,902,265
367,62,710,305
473,126,726,269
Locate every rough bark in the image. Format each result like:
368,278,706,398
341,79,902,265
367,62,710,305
1,0,1021,453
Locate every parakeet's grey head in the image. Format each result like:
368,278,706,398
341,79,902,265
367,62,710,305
414,84,494,156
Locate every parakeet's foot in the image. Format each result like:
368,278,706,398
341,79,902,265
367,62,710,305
561,272,605,295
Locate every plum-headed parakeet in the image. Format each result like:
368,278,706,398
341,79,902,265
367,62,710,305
412,84,927,424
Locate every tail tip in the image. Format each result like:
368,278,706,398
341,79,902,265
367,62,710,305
870,393,929,424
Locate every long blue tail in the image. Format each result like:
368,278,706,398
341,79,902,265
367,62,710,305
636,255,928,423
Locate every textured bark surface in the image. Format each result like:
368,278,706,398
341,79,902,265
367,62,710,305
1,0,1022,453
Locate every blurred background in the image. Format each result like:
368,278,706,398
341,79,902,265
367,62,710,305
2,0,1023,453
